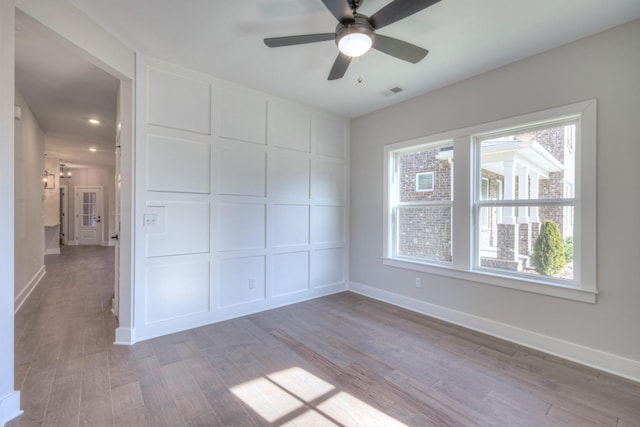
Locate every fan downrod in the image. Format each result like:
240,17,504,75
347,0,364,12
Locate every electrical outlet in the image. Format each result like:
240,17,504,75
415,277,422,288
248,279,256,289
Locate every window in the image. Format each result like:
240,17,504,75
384,100,596,303
389,142,453,263
416,172,434,192
475,120,577,281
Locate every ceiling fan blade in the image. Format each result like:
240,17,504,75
328,53,351,80
264,33,335,48
369,0,441,30
321,0,353,22
373,34,428,63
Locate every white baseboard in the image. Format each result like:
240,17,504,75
0,390,23,426
102,240,115,247
114,327,135,346
349,281,640,383
14,266,46,314
44,248,61,255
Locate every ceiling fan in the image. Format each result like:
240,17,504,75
264,0,441,80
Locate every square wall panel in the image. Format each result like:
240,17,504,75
312,248,344,288
313,112,346,159
220,89,266,144
273,252,309,297
218,256,265,308
268,150,310,199
147,134,210,193
273,205,309,248
147,66,211,135
145,260,210,324
146,202,210,257
313,159,345,201
218,145,266,196
313,206,344,244
268,100,311,152
218,203,266,251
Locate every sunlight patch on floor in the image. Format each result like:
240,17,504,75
268,366,334,402
231,366,408,426
230,375,303,423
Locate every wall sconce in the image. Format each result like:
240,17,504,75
43,170,55,189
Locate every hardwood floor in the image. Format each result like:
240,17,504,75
9,246,640,426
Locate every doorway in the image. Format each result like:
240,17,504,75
11,8,134,338
75,186,104,245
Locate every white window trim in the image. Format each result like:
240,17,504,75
416,171,435,192
383,100,597,303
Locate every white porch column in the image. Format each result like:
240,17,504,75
503,161,516,224
517,166,529,223
530,172,540,222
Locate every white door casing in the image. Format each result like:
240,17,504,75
59,185,68,245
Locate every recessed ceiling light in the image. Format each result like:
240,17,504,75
88,118,101,125
89,148,97,152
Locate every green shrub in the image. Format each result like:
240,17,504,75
531,220,566,276
564,236,574,262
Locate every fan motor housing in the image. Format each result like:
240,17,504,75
335,14,375,49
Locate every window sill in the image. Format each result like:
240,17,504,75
382,258,597,304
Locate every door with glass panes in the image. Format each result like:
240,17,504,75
76,186,103,245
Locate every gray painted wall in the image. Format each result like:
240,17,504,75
14,89,45,306
350,19,640,363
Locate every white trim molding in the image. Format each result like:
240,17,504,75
114,327,135,346
0,391,22,426
349,281,640,383
14,266,45,314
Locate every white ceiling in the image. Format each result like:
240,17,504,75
15,10,119,169
14,0,640,168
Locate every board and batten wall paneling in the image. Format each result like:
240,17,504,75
134,56,348,341
146,134,211,193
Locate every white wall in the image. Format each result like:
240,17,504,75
14,90,46,310
133,56,349,342
43,156,60,255
350,19,640,380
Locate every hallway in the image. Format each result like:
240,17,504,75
11,246,117,426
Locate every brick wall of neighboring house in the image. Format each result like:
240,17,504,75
397,147,452,261
398,206,452,261
536,127,569,237
399,148,452,202
533,127,565,163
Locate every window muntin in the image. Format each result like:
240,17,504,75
384,100,596,302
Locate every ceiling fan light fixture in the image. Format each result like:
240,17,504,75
338,32,372,57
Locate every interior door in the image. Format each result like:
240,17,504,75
76,187,103,245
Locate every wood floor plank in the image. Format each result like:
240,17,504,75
41,372,81,427
8,245,640,427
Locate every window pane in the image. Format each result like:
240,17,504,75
397,206,451,262
480,124,576,203
398,145,453,202
478,205,574,280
